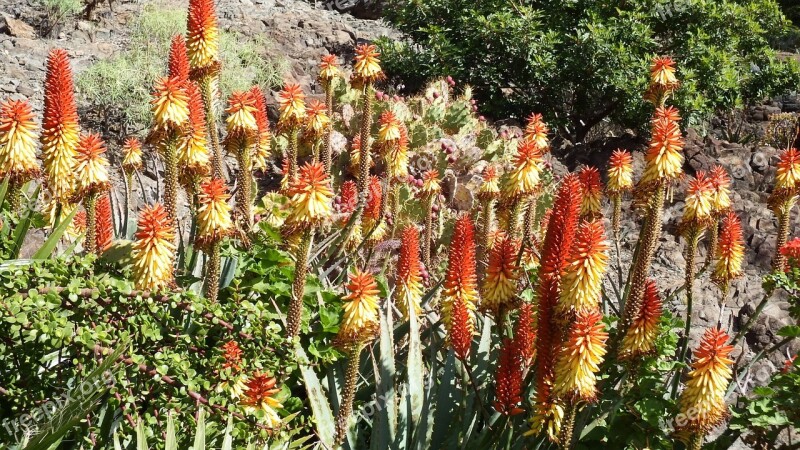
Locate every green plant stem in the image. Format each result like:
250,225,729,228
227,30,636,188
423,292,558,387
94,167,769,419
478,197,495,282
506,196,523,241
84,192,98,255
390,181,400,239
773,201,793,272
200,74,224,179
235,142,254,234
559,403,577,450
205,243,221,303
287,125,299,182
287,228,315,338
334,343,362,448
689,433,703,450
7,180,22,213
704,217,719,269
676,229,701,364
323,81,335,174
616,183,666,349
162,133,180,229
422,194,435,271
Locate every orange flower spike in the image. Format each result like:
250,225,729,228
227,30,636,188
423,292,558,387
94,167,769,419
481,235,520,316
775,148,800,191
515,302,537,367
95,194,114,252
221,340,243,372
74,132,110,197
524,113,550,151
620,280,663,360
478,165,501,200
339,180,359,215
557,220,609,316
286,161,334,227
365,176,383,221
305,99,330,138
578,167,603,219
179,82,210,173
641,113,684,185
681,171,715,227
250,85,272,170
386,122,410,180
494,337,525,416
121,137,143,174
40,48,80,204
168,34,190,84
395,226,424,318
528,174,582,440
421,169,441,196
242,372,283,428
676,328,734,434
442,216,479,360
650,56,678,87
225,90,258,138
781,237,800,265
0,99,40,184
151,76,190,132
655,105,682,123
338,269,381,343
503,138,543,198
319,54,342,83
712,212,745,286
278,83,306,129
186,0,219,71
378,110,402,145
131,204,176,291
607,149,633,194
552,310,608,402
352,43,384,86
709,165,732,213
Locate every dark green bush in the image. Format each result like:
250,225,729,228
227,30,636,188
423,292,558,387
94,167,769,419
379,0,800,142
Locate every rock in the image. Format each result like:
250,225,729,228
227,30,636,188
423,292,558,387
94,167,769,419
452,182,474,211
324,0,385,20
750,152,769,173
0,15,36,39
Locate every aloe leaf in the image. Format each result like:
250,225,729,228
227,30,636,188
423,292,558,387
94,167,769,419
294,341,336,447
412,333,438,450
10,186,39,259
0,177,9,208
166,414,177,450
371,302,397,450
473,316,494,386
32,205,78,260
220,255,237,289
401,295,424,448
220,414,233,450
193,407,206,450
430,351,458,449
136,420,148,450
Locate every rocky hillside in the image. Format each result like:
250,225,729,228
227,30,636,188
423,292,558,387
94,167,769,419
1,0,798,390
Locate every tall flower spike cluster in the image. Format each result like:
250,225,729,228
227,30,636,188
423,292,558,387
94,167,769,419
186,0,222,177
151,75,190,224
639,106,684,188
224,90,258,233
420,169,441,269
304,100,330,145
250,86,271,172
0,99,40,210
74,133,110,255
41,48,80,218
557,220,609,317
680,172,716,312
196,178,233,303
769,148,800,271
285,161,334,338
95,194,113,253
645,56,679,106
121,137,143,177
395,226,424,319
477,165,501,267
481,235,520,317
503,138,543,201
168,35,190,84
442,215,479,360
277,83,306,183
606,149,633,236
132,204,176,291
525,113,550,151
494,337,525,416
578,167,603,220
178,82,211,202
363,176,386,245
675,328,734,449
318,54,341,173
552,311,608,402
711,212,744,296
706,165,732,265
241,372,283,429
619,280,663,360
528,174,582,442
335,269,380,445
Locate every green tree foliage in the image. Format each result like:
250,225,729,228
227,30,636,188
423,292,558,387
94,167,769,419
379,0,800,142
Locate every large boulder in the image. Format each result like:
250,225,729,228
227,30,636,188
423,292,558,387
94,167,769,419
323,0,385,20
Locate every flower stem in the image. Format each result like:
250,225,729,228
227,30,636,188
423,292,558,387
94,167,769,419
335,343,362,447
287,125,299,183
200,74,224,179
287,228,315,338
205,243,221,303
235,142,254,234
773,200,794,272
323,82,335,174
84,192,98,255
422,194,435,271
162,133,180,229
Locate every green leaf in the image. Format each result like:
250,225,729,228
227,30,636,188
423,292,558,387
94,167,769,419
193,407,206,450
0,176,9,209
372,302,397,450
136,420,148,450
32,205,78,260
166,414,177,450
777,325,800,338
295,341,336,447
221,415,234,450
406,297,424,437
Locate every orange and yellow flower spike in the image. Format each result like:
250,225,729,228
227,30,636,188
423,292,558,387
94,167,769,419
481,235,520,317
395,226,424,319
0,98,40,210
639,111,684,186
74,132,110,198
711,212,744,293
121,137,143,175
442,215,479,360
493,337,525,416
285,161,334,228
503,138,543,199
524,113,550,151
363,176,386,245
250,86,271,172
619,280,663,360
196,178,233,303
168,34,190,84
606,149,633,237
179,82,211,181
557,220,609,317
553,311,608,402
131,204,176,291
351,43,384,88
578,167,603,220
338,269,381,344
186,0,220,72
242,372,283,428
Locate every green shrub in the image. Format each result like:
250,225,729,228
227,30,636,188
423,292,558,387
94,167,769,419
379,0,800,142
76,5,288,133
38,0,83,36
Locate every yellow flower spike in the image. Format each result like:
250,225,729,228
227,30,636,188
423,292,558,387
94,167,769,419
712,212,745,288
73,132,110,198
186,0,220,71
305,99,330,139
131,204,176,291
775,148,800,191
195,178,233,248
676,328,734,434
286,161,334,227
681,171,715,228
338,269,381,344
606,149,633,194
477,165,501,200
241,372,284,429
552,311,608,403
225,90,259,139
179,82,211,176
421,169,441,196
578,167,603,219
121,137,143,174
619,280,663,360
385,123,410,181
524,113,550,151
709,165,732,213
151,76,190,133
378,110,402,145
277,83,307,130
557,220,609,317
395,226,424,318
650,56,678,87
319,54,342,84
640,112,684,185
481,235,520,316
503,138,543,198
0,99,40,185
351,43,384,87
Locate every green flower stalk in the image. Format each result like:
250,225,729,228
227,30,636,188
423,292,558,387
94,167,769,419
420,170,441,270
476,166,500,275
224,90,259,235
73,133,110,255
769,148,800,272
277,84,307,184
121,137,143,214
195,178,233,303
319,54,342,174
